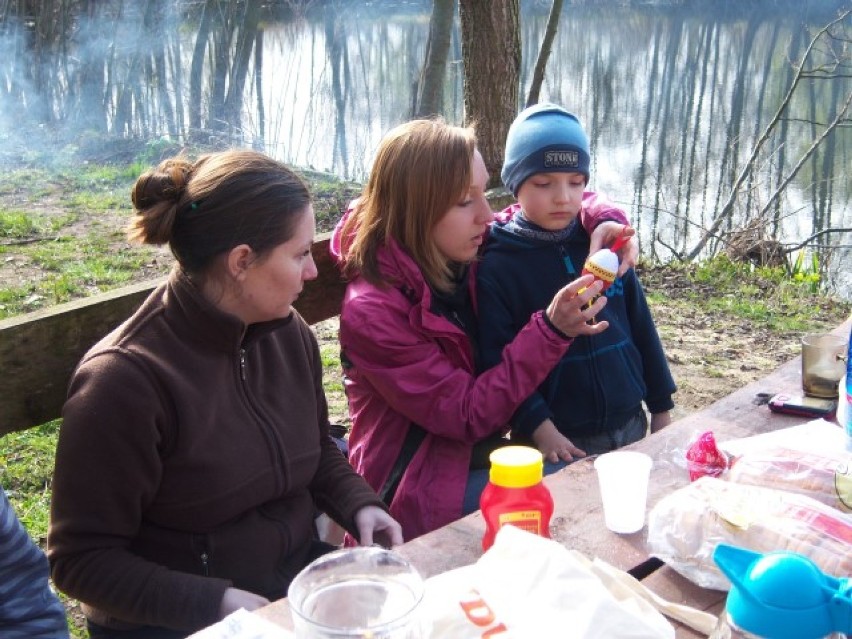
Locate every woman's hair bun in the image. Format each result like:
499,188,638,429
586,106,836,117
128,157,194,245
132,158,193,209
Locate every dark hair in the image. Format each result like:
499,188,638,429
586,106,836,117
128,150,311,276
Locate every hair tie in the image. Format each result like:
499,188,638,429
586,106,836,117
177,199,203,217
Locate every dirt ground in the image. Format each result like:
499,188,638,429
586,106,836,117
633,265,802,421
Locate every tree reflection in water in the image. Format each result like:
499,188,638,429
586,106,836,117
0,0,849,295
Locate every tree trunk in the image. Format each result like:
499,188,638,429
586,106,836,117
254,29,265,149
526,0,563,107
169,32,185,140
150,2,176,139
224,2,260,128
188,0,214,140
680,21,714,247
459,0,520,189
635,24,663,257
325,8,349,175
208,3,239,136
651,16,683,253
414,0,455,118
70,0,107,133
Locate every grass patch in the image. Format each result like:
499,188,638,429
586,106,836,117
319,342,341,369
0,209,75,239
0,234,159,318
0,167,54,198
299,169,362,231
0,283,41,317
0,421,60,540
73,162,150,185
0,210,44,238
642,256,849,332
63,189,129,213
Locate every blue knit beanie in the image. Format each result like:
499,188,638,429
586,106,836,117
501,103,590,196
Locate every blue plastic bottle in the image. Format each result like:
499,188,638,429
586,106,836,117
710,544,852,639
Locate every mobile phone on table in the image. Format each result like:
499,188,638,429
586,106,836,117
768,393,837,418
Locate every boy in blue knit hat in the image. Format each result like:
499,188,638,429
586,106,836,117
477,103,675,470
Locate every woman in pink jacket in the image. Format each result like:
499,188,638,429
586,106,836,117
331,119,636,540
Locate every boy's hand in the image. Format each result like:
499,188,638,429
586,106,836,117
531,419,586,463
650,411,672,433
589,222,638,277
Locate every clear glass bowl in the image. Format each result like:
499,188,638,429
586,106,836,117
288,546,428,638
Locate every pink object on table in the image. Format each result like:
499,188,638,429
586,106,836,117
685,430,729,481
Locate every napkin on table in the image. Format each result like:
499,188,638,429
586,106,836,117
187,608,294,639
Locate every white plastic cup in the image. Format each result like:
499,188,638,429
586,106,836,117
288,546,428,638
594,451,653,534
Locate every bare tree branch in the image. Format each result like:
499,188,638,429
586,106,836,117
654,233,685,261
685,10,851,261
526,0,564,107
781,227,852,253
756,89,852,220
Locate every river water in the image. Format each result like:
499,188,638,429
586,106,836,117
1,0,850,297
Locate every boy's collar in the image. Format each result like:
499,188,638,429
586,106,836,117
508,211,578,243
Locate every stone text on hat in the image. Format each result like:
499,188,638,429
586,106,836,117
544,150,579,169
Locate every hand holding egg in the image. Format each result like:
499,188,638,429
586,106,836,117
579,226,633,309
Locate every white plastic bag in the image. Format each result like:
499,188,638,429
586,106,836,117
187,608,294,638
422,526,675,638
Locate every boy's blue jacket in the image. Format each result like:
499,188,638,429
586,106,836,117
477,204,676,439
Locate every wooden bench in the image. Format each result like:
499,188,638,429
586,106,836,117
0,232,345,437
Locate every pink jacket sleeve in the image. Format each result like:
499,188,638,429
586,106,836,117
579,191,630,228
339,291,572,443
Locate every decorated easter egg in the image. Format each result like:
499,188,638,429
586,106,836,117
582,248,619,290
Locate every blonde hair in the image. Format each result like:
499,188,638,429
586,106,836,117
338,119,477,293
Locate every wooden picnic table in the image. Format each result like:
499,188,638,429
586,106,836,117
249,337,848,638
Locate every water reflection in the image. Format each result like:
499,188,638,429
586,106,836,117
0,0,849,296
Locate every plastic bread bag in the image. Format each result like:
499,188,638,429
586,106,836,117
648,427,730,482
422,525,675,638
725,446,852,512
646,476,852,591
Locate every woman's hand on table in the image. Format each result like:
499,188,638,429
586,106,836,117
546,275,609,337
588,222,638,277
532,419,586,463
355,505,404,548
219,587,270,619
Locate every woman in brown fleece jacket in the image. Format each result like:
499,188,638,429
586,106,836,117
47,150,402,639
